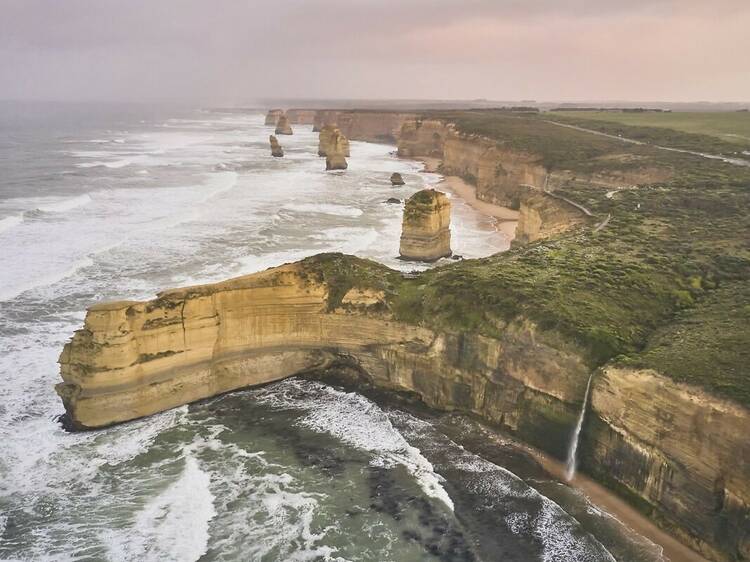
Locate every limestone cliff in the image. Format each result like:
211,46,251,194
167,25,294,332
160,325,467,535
318,124,350,158
265,109,283,126
274,114,293,135
313,110,415,143
56,256,587,439
56,253,748,560
584,367,750,561
515,193,586,244
325,128,348,170
399,189,452,262
286,109,317,125
269,135,284,158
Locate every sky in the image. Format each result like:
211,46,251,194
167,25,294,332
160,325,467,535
1,0,749,103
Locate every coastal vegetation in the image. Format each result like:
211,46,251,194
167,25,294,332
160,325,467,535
305,110,750,406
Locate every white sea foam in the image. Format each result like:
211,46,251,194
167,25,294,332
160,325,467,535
36,193,92,213
75,158,133,169
104,453,216,562
0,213,23,233
282,202,364,217
0,256,94,302
255,379,454,511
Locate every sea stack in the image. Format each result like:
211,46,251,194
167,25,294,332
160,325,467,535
399,189,452,261
275,113,293,135
318,124,350,157
325,128,349,170
390,172,405,186
269,135,284,157
265,109,283,126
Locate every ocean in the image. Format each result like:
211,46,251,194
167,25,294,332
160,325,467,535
0,102,664,561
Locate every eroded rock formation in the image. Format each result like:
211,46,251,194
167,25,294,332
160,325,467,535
265,109,283,126
56,253,750,560
390,172,405,186
269,135,284,157
275,114,293,135
318,124,350,158
324,128,349,170
399,189,451,261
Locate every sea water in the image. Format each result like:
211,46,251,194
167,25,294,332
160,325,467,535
0,102,664,561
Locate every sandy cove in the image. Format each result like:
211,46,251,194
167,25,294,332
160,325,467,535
417,156,519,240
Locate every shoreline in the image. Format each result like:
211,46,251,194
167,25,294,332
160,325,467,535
402,157,705,561
415,156,519,240
525,446,708,562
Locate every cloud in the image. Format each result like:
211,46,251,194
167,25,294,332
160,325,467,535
0,0,748,101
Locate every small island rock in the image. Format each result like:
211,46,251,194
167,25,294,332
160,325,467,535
269,135,284,157
275,114,293,135
390,172,405,186
399,189,452,262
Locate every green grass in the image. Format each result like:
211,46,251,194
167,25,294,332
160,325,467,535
300,110,750,407
548,111,750,155
620,281,750,406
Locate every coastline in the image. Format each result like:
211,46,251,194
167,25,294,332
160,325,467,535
416,156,519,240
402,154,703,561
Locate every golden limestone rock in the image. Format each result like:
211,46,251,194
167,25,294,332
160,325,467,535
264,109,283,126
399,189,451,261
390,172,405,186
286,109,317,124
274,113,293,135
325,128,349,170
318,124,350,157
269,135,284,157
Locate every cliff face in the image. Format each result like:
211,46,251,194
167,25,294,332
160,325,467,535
313,110,415,143
585,367,750,561
318,124,350,157
399,189,452,262
57,259,585,448
57,254,749,560
515,193,585,244
286,109,317,125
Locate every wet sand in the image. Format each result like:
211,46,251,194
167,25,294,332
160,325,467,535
418,157,519,240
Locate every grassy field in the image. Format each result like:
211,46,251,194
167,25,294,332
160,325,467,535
305,110,750,407
549,111,750,154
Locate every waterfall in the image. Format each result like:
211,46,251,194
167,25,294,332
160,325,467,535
565,374,594,481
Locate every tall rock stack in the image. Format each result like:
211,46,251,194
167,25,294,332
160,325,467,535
324,128,349,170
265,109,283,126
399,189,452,261
318,124,350,157
275,113,293,135
269,135,284,157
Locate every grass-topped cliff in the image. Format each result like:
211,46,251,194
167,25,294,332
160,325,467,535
304,109,750,407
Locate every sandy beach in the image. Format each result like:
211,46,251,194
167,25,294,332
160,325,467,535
418,157,519,240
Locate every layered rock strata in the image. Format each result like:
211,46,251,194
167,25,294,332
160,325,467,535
274,114,293,135
313,110,415,142
583,368,750,561
57,254,749,560
515,193,586,244
324,128,349,170
399,189,451,261
269,135,284,157
264,109,283,126
318,125,350,157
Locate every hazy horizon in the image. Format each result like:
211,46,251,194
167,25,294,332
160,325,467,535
2,0,749,104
